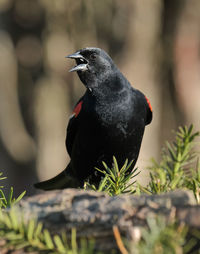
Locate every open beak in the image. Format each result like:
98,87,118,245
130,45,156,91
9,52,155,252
66,51,88,72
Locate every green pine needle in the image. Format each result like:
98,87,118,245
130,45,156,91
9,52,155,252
86,156,140,196
139,124,200,202
0,207,97,253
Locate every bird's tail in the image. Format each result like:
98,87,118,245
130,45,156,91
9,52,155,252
34,164,80,190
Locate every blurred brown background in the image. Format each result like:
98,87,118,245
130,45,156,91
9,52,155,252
0,0,199,196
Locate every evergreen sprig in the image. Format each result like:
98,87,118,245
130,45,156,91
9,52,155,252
0,172,26,209
0,208,96,253
85,156,140,196
131,216,197,254
139,125,200,202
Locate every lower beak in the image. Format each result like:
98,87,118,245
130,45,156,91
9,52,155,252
69,63,88,72
66,52,88,72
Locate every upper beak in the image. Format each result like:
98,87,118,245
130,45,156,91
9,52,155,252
66,52,83,59
66,51,88,72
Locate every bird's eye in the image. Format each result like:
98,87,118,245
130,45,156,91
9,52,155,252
90,53,96,60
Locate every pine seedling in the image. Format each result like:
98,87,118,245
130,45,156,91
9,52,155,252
89,156,140,196
0,172,26,209
132,216,188,254
141,125,200,196
0,207,97,254
184,159,200,204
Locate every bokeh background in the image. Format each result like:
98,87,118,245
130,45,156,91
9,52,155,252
0,0,200,196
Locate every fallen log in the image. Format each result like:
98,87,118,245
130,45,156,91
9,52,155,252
1,189,200,253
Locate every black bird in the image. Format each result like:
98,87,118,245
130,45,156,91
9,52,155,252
34,47,152,190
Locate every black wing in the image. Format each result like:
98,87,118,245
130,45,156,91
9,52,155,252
66,97,84,157
132,87,153,126
144,96,152,125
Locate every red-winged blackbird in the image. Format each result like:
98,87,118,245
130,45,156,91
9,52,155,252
34,47,152,190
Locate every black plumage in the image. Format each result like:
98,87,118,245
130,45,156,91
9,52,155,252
34,47,152,190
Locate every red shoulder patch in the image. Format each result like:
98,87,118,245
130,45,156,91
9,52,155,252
73,101,83,117
145,96,152,112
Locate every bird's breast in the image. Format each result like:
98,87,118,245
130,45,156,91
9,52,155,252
82,90,146,139
90,102,135,139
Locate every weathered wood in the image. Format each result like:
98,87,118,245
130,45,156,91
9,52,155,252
1,189,200,253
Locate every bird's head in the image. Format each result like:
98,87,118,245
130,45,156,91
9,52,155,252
66,47,116,89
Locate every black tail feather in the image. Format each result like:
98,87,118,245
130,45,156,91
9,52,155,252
34,165,80,190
